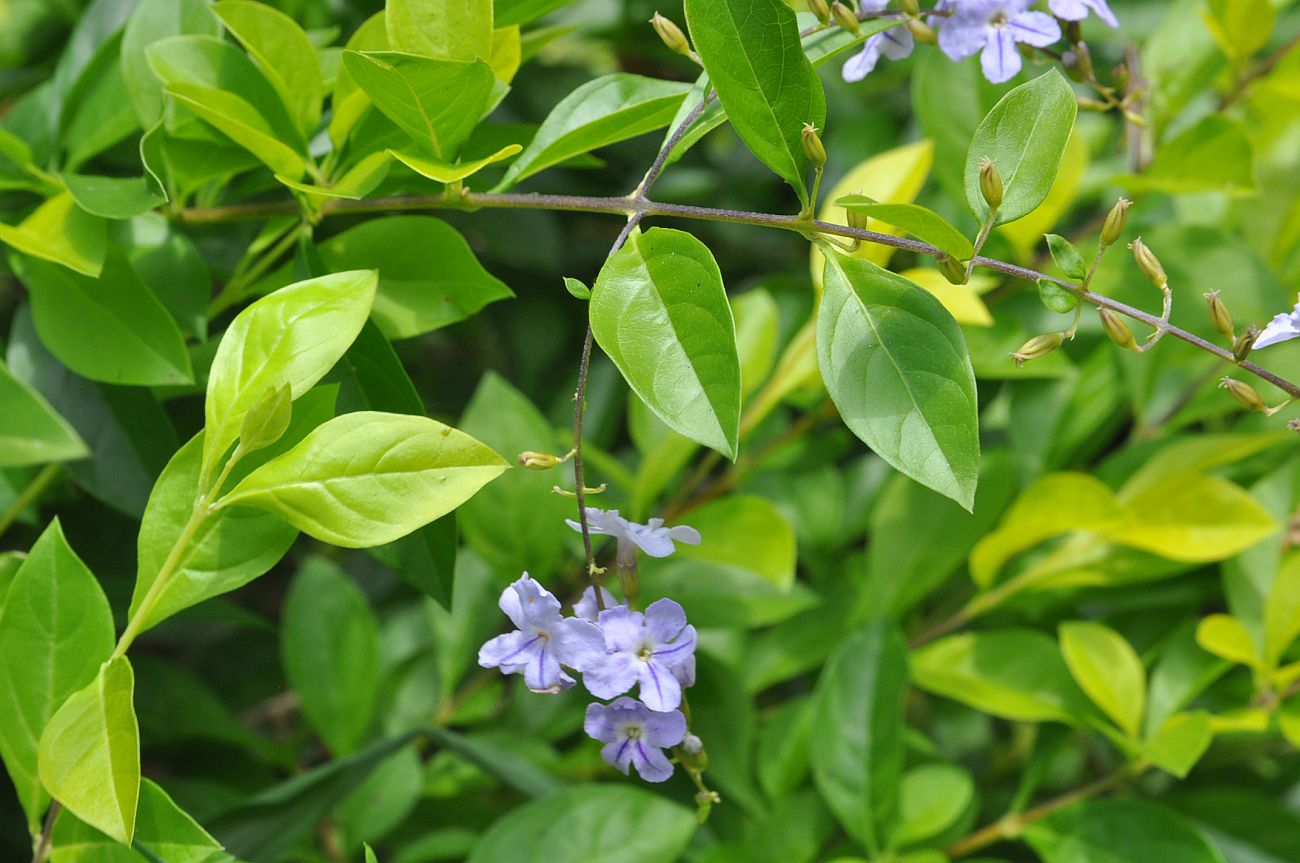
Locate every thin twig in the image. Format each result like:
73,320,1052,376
31,801,60,863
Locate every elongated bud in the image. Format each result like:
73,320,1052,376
1233,325,1258,363
906,18,937,43
831,1,860,34
1012,332,1064,367
1220,377,1268,412
845,207,868,231
519,450,561,469
802,123,827,169
938,254,968,285
979,157,1003,211
1099,197,1131,247
1099,308,1136,350
239,384,292,453
1205,291,1235,342
1129,237,1167,289
650,13,691,56
808,0,831,25
898,0,921,15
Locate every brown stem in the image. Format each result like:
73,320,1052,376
31,801,60,863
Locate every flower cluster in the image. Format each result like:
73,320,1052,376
843,0,1117,85
478,508,701,783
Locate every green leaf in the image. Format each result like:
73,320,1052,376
213,1,324,137
0,520,114,833
1110,472,1277,562
62,174,165,219
965,70,1078,225
494,74,690,189
283,558,381,755
165,82,310,179
342,51,494,160
591,228,741,459
1024,799,1226,863
38,656,141,846
390,143,521,183
1121,116,1256,196
120,0,221,126
496,0,570,27
387,0,493,62
684,0,826,205
835,197,975,261
732,288,780,396
130,432,299,634
314,216,512,340
219,411,509,548
912,630,1090,723
0,192,106,277
203,270,377,482
0,359,88,467
811,623,908,853
669,495,795,590
895,763,976,846
818,252,980,510
1045,234,1086,280
1195,613,1260,667
640,559,816,629
563,276,590,300
1144,711,1213,778
1059,621,1146,737
20,249,193,386
467,785,696,863
424,725,562,798
1038,278,1078,314
1264,553,1300,666
58,34,142,172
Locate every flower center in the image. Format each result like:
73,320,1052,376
636,645,653,661
990,11,1007,27
625,724,644,741
533,627,551,641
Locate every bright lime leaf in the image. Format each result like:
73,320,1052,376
1024,799,1226,863
164,82,309,179
0,360,88,467
203,269,377,481
495,74,690,189
912,629,1090,723
895,763,976,846
1195,614,1260,667
965,70,1078,225
1144,712,1213,778
283,558,381,755
213,0,324,136
219,412,509,548
818,252,980,509
591,228,741,459
670,495,796,590
835,197,975,261
811,623,908,853
38,656,140,846
0,520,114,832
732,288,780,395
1122,116,1256,196
1110,472,1277,562
1059,621,1146,737
1264,552,1300,666
683,0,826,206
0,192,106,277
390,143,521,183
387,0,493,62
20,250,193,386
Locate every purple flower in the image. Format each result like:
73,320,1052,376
573,585,620,621
1049,0,1118,28
580,599,698,711
938,0,1062,83
584,697,686,783
478,574,604,693
565,508,701,567
1255,300,1300,349
842,25,914,81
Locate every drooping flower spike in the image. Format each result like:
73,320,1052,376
938,0,1062,83
584,697,687,783
578,598,698,712
565,508,701,567
477,574,604,693
1254,300,1300,349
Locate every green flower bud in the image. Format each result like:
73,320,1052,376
1129,237,1167,289
1099,197,1131,247
898,0,921,15
938,254,969,285
650,12,691,57
1220,377,1268,413
906,18,937,43
808,0,832,25
518,450,562,470
1012,332,1065,367
802,123,827,169
831,1,860,34
1233,325,1258,363
845,207,868,231
1204,291,1235,342
1099,308,1136,350
979,157,1003,211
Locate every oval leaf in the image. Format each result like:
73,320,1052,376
836,196,975,261
219,411,509,548
0,192,106,277
818,252,979,509
1025,799,1226,863
590,228,741,459
1059,620,1146,737
0,359,88,467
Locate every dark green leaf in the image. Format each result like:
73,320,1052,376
1025,799,1226,863
1038,277,1079,313
62,174,165,219
0,359,87,467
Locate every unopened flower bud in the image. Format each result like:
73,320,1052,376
938,254,968,285
650,12,691,57
906,18,937,43
1063,41,1094,84
1099,308,1136,350
519,450,561,469
898,0,921,15
845,207,868,231
1233,325,1258,363
808,0,831,25
1129,237,1167,289
1205,291,1235,342
1012,332,1065,367
831,1,860,34
979,157,1003,211
682,733,704,756
802,123,826,169
1099,197,1131,247
1220,377,1268,412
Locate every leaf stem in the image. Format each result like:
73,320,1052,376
31,801,59,863
0,464,61,540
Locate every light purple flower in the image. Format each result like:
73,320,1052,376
565,508,701,567
1255,300,1300,349
584,697,686,783
580,599,698,711
938,0,1062,83
1049,0,1118,28
573,585,620,621
477,574,604,693
842,25,914,81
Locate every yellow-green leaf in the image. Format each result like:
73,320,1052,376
390,144,521,183
1109,472,1277,562
1060,621,1146,737
0,192,106,277
1196,614,1260,667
